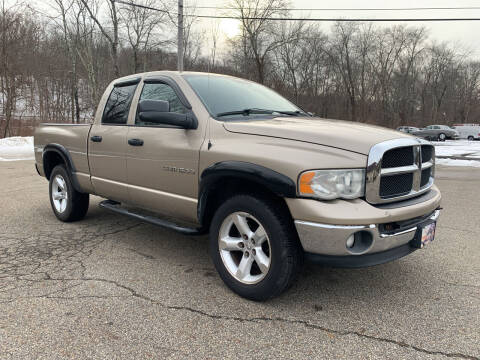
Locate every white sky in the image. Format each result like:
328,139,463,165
21,0,480,57
191,0,480,57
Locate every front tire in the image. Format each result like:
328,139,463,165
209,194,303,301
468,136,474,141
49,165,89,222
438,133,446,141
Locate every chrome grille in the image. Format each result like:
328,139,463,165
380,172,413,198
366,138,435,204
382,147,414,168
421,146,433,163
420,168,432,187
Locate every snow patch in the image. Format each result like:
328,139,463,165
0,136,34,161
436,158,480,168
431,140,480,167
432,140,480,157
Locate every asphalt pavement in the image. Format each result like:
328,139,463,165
0,161,478,359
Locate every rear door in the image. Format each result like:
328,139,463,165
89,79,139,202
125,77,206,224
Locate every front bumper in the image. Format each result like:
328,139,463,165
295,209,440,267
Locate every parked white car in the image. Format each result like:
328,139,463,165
452,125,480,140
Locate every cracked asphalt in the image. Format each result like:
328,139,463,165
0,161,479,359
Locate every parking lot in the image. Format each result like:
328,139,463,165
0,161,479,359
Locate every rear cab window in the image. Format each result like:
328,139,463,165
102,83,138,125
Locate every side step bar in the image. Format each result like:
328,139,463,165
99,200,206,236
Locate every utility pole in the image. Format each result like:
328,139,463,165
177,0,184,71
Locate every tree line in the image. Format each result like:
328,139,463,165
1,0,479,137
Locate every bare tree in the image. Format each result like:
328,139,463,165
180,6,204,70
231,0,291,84
51,0,83,123
393,27,427,125
271,20,305,102
326,22,360,121
0,2,40,137
423,43,459,123
293,27,329,111
79,0,121,77
208,20,220,71
76,3,107,114
119,0,165,73
368,26,409,126
457,62,480,122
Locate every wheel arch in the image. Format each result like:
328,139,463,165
42,144,83,193
198,161,297,229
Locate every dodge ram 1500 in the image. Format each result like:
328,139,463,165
34,71,442,300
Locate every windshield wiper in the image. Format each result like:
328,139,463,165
275,110,309,116
216,108,273,117
216,108,307,118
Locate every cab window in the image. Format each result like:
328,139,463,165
102,83,138,124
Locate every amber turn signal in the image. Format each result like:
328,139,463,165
299,171,315,194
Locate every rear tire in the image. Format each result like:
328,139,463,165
49,165,89,222
438,133,446,141
468,136,474,141
209,194,303,301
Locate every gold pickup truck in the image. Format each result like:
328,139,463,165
34,71,441,300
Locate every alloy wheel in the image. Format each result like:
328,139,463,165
218,212,271,284
51,174,68,213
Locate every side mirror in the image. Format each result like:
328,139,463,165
138,99,170,113
137,100,197,129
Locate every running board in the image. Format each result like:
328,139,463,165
99,200,205,235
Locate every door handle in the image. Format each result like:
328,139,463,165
90,135,102,142
128,138,144,146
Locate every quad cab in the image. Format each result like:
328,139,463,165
34,71,442,300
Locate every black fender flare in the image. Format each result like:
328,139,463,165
42,144,83,193
198,161,297,225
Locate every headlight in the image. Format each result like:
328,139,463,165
298,169,365,200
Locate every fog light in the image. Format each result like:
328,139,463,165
345,231,374,254
346,234,355,248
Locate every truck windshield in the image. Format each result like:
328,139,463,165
183,74,304,118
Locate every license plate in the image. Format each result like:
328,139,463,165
420,222,436,248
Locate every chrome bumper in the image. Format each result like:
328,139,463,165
294,209,440,256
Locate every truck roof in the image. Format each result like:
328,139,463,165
112,71,233,84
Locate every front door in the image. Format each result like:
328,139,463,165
89,80,139,202
125,80,205,224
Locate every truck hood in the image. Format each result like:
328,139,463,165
223,117,412,155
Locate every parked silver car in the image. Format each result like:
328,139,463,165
397,126,419,134
412,125,459,141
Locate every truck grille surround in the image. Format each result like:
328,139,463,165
366,138,435,204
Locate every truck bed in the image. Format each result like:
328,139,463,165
34,123,92,190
